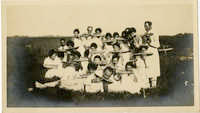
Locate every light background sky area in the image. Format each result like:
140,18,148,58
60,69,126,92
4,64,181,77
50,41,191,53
5,0,195,36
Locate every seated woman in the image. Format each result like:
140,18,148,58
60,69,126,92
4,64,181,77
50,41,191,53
35,49,63,89
59,58,85,92
83,62,104,93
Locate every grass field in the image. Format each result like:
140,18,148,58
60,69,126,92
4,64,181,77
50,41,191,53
7,33,194,107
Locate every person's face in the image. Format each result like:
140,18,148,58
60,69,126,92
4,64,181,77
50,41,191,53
74,31,79,37
106,36,111,40
112,58,119,64
144,23,152,32
94,58,101,64
87,27,93,34
50,53,57,60
91,47,96,51
96,30,101,34
104,69,112,78
60,40,65,46
114,35,119,38
68,45,73,49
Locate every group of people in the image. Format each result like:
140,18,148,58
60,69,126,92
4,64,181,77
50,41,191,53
35,21,160,96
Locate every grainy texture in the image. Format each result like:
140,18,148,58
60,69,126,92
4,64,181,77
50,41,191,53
7,33,194,107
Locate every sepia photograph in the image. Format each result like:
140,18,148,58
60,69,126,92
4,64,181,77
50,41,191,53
2,0,199,112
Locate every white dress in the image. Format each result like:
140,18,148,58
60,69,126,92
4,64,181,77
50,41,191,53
42,57,65,87
83,73,104,93
121,71,141,94
73,38,85,57
43,57,63,78
135,57,150,89
121,43,131,65
145,33,160,79
59,66,84,91
107,76,124,92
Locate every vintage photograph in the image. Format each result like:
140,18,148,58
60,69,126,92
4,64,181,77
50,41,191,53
3,0,198,109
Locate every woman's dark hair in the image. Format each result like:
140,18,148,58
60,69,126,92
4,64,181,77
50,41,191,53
121,31,127,38
73,29,80,34
94,55,102,61
95,28,102,33
48,49,56,57
87,26,93,31
90,43,98,49
130,27,136,33
87,62,98,71
66,40,74,47
113,32,119,38
144,21,152,26
125,61,137,70
105,33,112,38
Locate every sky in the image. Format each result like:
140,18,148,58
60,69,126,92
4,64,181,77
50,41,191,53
4,0,195,36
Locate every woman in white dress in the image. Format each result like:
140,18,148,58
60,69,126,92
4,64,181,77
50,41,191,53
35,49,64,88
142,21,160,88
72,29,85,57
